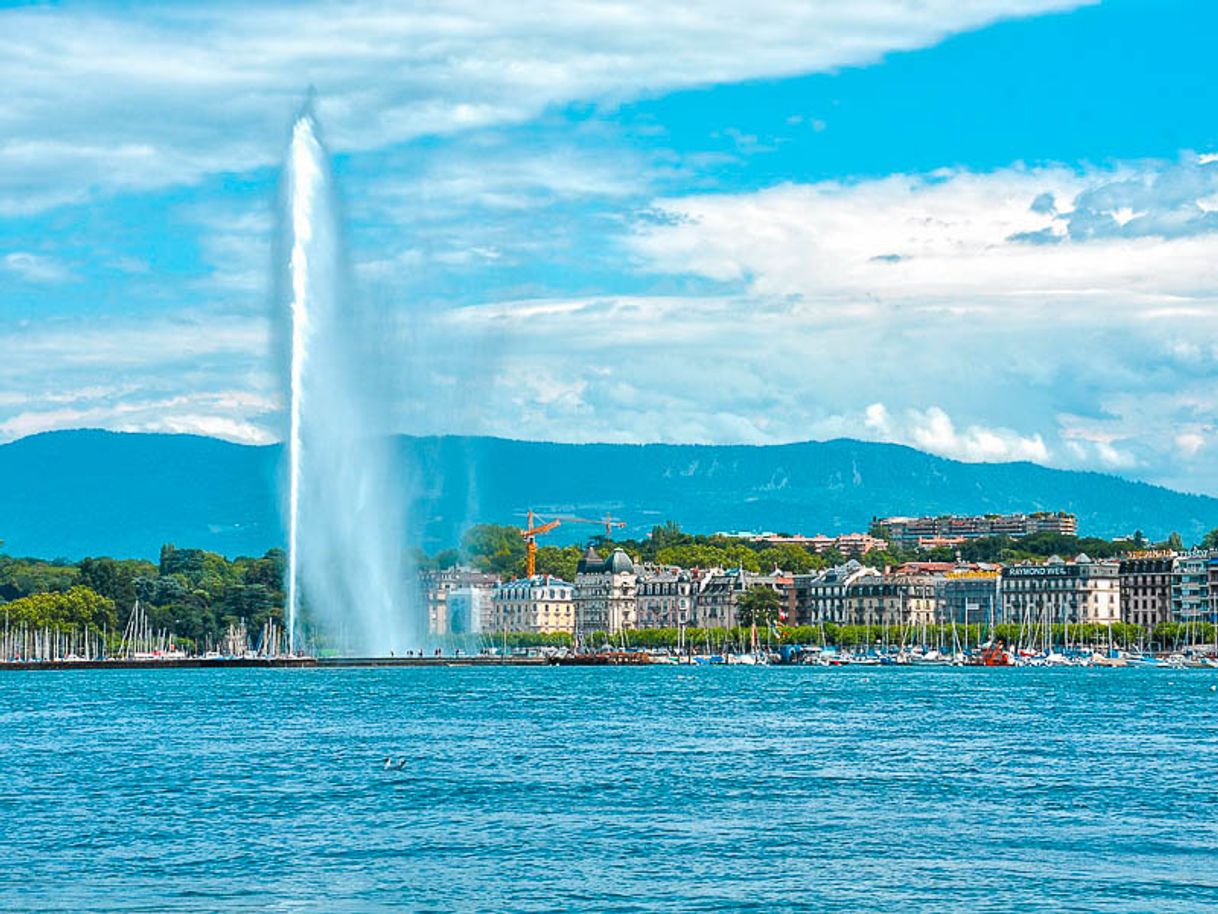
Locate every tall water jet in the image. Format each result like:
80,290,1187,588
282,103,418,655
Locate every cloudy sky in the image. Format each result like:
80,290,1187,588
2,0,1218,493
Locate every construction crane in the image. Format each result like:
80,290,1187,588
517,511,629,577
519,510,561,578
557,512,627,539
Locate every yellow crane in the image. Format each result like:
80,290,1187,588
519,510,561,578
517,511,629,576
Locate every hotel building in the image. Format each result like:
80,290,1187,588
1000,555,1120,626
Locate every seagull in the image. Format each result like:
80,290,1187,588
383,756,393,769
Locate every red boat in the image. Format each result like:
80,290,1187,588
972,641,1012,666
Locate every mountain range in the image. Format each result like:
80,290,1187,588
2,429,1216,561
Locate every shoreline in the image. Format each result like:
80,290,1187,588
0,655,550,671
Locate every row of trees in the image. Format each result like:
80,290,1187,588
580,621,1206,651
370,620,1212,654
0,546,285,652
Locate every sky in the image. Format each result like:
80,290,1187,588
2,0,1218,493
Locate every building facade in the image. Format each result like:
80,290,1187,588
492,575,575,634
843,574,939,627
574,547,638,635
1001,555,1120,626
1171,551,1213,623
792,561,881,625
421,566,501,635
871,512,1077,549
939,572,1001,625
447,583,496,634
634,565,694,629
693,568,791,629
1118,553,1174,630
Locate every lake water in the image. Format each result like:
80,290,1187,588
2,667,1217,912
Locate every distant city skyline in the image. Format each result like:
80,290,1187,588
2,1,1218,494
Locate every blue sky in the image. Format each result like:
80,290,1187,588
3,0,1218,493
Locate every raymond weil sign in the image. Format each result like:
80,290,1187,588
1004,564,1076,578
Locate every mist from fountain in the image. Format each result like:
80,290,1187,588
283,106,419,656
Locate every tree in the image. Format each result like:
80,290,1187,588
533,545,582,582
737,585,783,628
1199,528,1218,550
1166,532,1185,551
756,544,824,575
461,524,526,577
79,557,156,608
649,521,689,550
1,586,116,630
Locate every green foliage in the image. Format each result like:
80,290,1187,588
461,524,526,577
0,545,287,651
654,540,763,572
417,548,460,571
648,521,691,550
1,586,116,630
737,585,783,628
533,545,582,582
1152,622,1217,646
0,555,80,601
755,544,826,574
78,556,158,607
557,621,1157,652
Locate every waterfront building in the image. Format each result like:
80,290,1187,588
574,547,638,635
1171,551,1213,623
634,564,694,629
447,583,496,634
693,568,790,629
792,560,881,624
1000,554,1120,626
1118,552,1175,630
871,512,1077,549
421,566,500,635
492,575,575,634
843,574,940,627
1209,557,1218,624
939,571,1002,625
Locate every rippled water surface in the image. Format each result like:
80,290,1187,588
2,667,1217,912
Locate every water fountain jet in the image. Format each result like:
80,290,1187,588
282,103,418,655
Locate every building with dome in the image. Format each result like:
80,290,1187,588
574,546,638,636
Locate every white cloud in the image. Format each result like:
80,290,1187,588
629,159,1218,311
0,313,277,445
0,0,1091,212
1,251,72,283
0,390,278,446
863,403,1049,463
611,159,1218,487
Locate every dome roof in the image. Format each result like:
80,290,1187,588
609,548,634,574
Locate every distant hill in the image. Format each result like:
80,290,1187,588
1,429,1216,560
